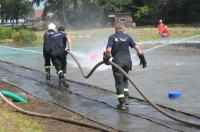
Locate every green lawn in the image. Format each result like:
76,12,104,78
2,26,198,45
0,106,44,132
34,26,200,44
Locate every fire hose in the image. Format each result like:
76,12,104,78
0,91,116,132
0,50,200,130
67,51,200,128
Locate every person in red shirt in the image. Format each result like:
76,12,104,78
158,20,166,37
163,26,171,37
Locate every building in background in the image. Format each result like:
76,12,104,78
34,9,43,18
26,8,46,30
108,13,133,27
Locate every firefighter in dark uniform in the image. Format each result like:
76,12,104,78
43,23,57,80
57,26,72,75
103,23,147,110
43,23,68,87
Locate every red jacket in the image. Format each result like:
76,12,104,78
158,23,165,35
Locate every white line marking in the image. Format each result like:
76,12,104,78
0,46,42,54
144,35,200,53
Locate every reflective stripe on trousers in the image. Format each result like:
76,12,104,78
58,70,63,75
124,88,128,92
45,66,51,68
45,66,50,72
117,94,124,99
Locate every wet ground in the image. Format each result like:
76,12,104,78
0,39,199,115
0,37,200,131
0,80,103,132
0,60,200,132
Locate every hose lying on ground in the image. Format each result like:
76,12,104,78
0,92,116,132
0,90,27,103
68,51,200,128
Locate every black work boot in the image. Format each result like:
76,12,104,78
45,69,51,80
60,78,69,88
117,102,128,111
58,71,69,88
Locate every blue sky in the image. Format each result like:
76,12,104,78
33,1,45,10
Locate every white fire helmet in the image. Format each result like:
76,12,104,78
48,23,56,30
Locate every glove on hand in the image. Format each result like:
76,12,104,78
138,53,147,68
65,49,70,55
103,51,111,65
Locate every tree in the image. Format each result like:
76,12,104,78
30,0,200,26
98,0,132,13
42,0,101,27
42,0,68,24
0,0,32,24
149,0,200,24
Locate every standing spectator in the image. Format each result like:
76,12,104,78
158,20,166,37
163,26,171,37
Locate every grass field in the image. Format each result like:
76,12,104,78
34,26,200,45
0,105,43,132
1,26,200,46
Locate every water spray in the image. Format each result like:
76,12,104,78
143,34,200,53
1,36,200,127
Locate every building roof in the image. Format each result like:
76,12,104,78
108,12,132,15
108,12,132,18
34,9,43,18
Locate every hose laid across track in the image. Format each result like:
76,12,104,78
0,51,200,130
0,92,116,132
68,51,200,128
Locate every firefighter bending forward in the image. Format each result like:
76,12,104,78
43,23,69,87
57,26,72,75
103,23,147,110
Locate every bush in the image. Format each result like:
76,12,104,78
0,27,37,43
13,25,27,31
0,27,16,40
13,29,37,43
